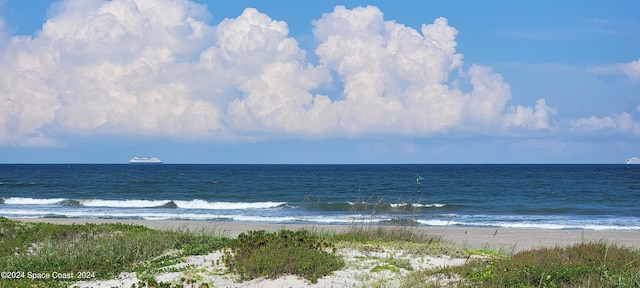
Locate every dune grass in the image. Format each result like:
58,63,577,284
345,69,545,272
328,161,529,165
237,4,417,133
0,217,231,288
458,241,640,287
2,217,639,288
405,241,640,288
331,223,469,260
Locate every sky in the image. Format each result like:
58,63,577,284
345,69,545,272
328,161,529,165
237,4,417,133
0,0,638,164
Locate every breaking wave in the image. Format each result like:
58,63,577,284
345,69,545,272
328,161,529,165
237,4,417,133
1,197,287,210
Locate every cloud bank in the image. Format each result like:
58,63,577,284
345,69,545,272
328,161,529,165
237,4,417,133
0,0,622,147
589,58,640,81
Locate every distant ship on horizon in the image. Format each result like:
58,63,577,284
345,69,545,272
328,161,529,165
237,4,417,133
627,157,640,164
129,157,163,164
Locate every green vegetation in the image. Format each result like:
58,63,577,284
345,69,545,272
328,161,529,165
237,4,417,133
456,241,640,287
333,224,468,262
1,217,639,288
0,217,230,288
223,229,344,283
333,223,441,243
408,241,640,287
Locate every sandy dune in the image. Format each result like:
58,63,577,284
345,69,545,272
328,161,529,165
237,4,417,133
16,219,640,288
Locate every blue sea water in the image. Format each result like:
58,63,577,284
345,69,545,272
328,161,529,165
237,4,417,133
1,164,639,230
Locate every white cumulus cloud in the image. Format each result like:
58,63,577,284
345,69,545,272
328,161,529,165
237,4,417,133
504,98,557,130
0,1,555,146
570,113,640,135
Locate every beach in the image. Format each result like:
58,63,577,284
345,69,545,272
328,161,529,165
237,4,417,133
12,218,640,287
17,218,640,252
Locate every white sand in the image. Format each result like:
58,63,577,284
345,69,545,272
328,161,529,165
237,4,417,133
72,242,472,288
16,218,640,288
18,218,640,251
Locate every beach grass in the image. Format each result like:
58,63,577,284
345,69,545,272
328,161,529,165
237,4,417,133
2,217,640,287
332,223,469,260
461,241,640,287
408,241,640,287
0,217,231,288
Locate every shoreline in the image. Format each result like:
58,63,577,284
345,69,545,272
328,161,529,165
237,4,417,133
14,218,640,252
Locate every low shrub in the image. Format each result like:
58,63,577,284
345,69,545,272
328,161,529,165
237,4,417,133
223,229,344,283
0,218,229,288
460,241,640,287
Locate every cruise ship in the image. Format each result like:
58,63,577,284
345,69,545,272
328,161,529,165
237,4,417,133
129,157,163,164
627,157,640,164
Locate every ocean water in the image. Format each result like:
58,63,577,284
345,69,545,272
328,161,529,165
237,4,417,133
1,164,639,230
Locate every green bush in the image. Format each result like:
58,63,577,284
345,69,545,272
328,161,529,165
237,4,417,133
0,218,229,288
223,229,344,283
460,241,640,287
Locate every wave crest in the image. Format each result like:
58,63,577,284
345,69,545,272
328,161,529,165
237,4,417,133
1,197,287,210
173,200,287,210
3,197,66,205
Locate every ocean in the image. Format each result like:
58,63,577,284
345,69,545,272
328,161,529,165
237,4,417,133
1,164,639,230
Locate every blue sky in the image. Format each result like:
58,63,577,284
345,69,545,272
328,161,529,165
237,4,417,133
0,0,638,164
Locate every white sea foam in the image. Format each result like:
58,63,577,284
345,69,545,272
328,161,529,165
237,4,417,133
412,203,446,208
2,207,640,230
416,219,462,226
415,218,640,230
388,203,404,208
353,201,446,208
233,215,299,222
80,199,171,208
0,209,54,216
232,214,386,223
2,197,640,230
66,199,287,209
173,200,286,210
3,197,66,205
139,213,230,221
484,221,640,230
